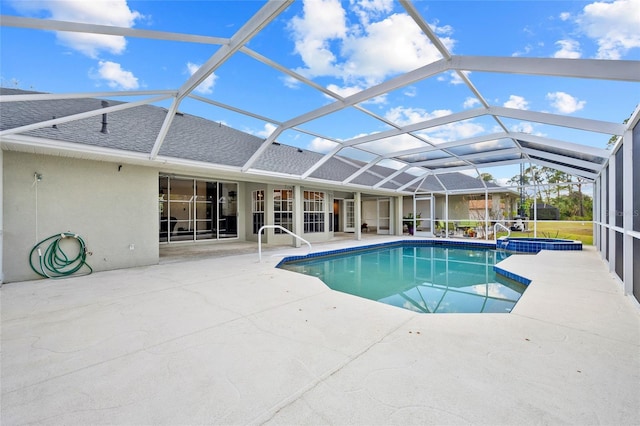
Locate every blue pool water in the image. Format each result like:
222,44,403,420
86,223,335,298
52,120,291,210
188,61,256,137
279,244,527,314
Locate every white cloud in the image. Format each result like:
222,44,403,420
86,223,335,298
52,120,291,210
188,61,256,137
351,0,394,25
546,91,586,114
463,97,481,109
559,12,572,21
554,39,582,58
12,0,142,58
512,45,531,57
509,122,535,133
495,177,512,187
93,61,138,89
253,123,278,139
420,120,485,143
503,95,529,110
576,0,640,59
308,137,339,153
438,70,467,85
282,75,301,89
186,62,217,95
384,106,485,144
288,0,347,78
403,86,417,97
506,122,545,137
385,106,451,126
358,133,427,155
326,83,363,98
341,13,449,85
289,1,453,90
512,41,545,57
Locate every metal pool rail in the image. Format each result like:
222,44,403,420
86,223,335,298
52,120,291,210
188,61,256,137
257,225,312,262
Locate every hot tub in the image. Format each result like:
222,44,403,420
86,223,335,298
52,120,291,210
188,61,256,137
497,237,582,253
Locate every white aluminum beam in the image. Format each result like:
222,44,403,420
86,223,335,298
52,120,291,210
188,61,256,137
451,56,640,82
189,93,344,145
428,159,525,175
151,0,293,160
0,94,172,137
411,148,521,168
488,106,626,135
513,132,610,159
398,173,430,192
0,15,227,45
341,108,486,148
527,158,598,180
291,142,342,179
400,1,451,59
521,147,604,172
373,165,414,189
240,47,345,103
401,1,513,139
390,132,513,158
342,156,384,184
275,58,449,132
188,94,282,125
0,90,176,103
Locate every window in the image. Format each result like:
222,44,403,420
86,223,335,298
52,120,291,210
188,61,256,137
274,189,293,234
252,190,264,234
304,191,325,233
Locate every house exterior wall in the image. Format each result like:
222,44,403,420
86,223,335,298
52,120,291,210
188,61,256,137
3,152,158,283
362,200,377,232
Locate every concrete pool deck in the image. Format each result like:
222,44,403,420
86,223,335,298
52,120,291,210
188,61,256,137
2,237,639,425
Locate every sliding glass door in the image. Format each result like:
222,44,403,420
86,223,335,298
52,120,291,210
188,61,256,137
159,176,237,243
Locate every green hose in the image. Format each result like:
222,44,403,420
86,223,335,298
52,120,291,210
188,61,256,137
29,232,93,278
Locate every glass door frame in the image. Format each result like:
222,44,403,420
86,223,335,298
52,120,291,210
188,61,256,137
344,199,356,233
413,194,434,236
159,175,238,243
377,198,391,234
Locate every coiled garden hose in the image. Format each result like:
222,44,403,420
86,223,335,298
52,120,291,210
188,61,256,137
29,233,93,278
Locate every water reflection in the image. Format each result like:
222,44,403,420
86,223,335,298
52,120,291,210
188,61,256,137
280,245,526,314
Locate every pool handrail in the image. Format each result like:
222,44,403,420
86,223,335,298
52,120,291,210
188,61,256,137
494,222,511,241
257,225,312,262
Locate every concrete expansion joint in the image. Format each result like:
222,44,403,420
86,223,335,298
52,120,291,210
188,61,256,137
253,315,416,425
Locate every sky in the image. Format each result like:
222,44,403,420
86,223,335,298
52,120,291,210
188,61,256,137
1,0,639,187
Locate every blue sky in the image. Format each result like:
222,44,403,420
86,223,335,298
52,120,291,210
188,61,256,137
1,0,639,186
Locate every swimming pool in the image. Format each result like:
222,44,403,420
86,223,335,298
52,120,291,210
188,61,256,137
279,243,527,314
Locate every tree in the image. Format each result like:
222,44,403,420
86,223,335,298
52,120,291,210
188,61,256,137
573,176,587,217
607,116,630,148
548,169,569,199
479,172,494,183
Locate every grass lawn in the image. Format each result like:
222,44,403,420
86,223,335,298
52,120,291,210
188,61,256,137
494,221,593,245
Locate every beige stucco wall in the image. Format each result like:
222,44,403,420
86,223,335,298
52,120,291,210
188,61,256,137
3,152,158,283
